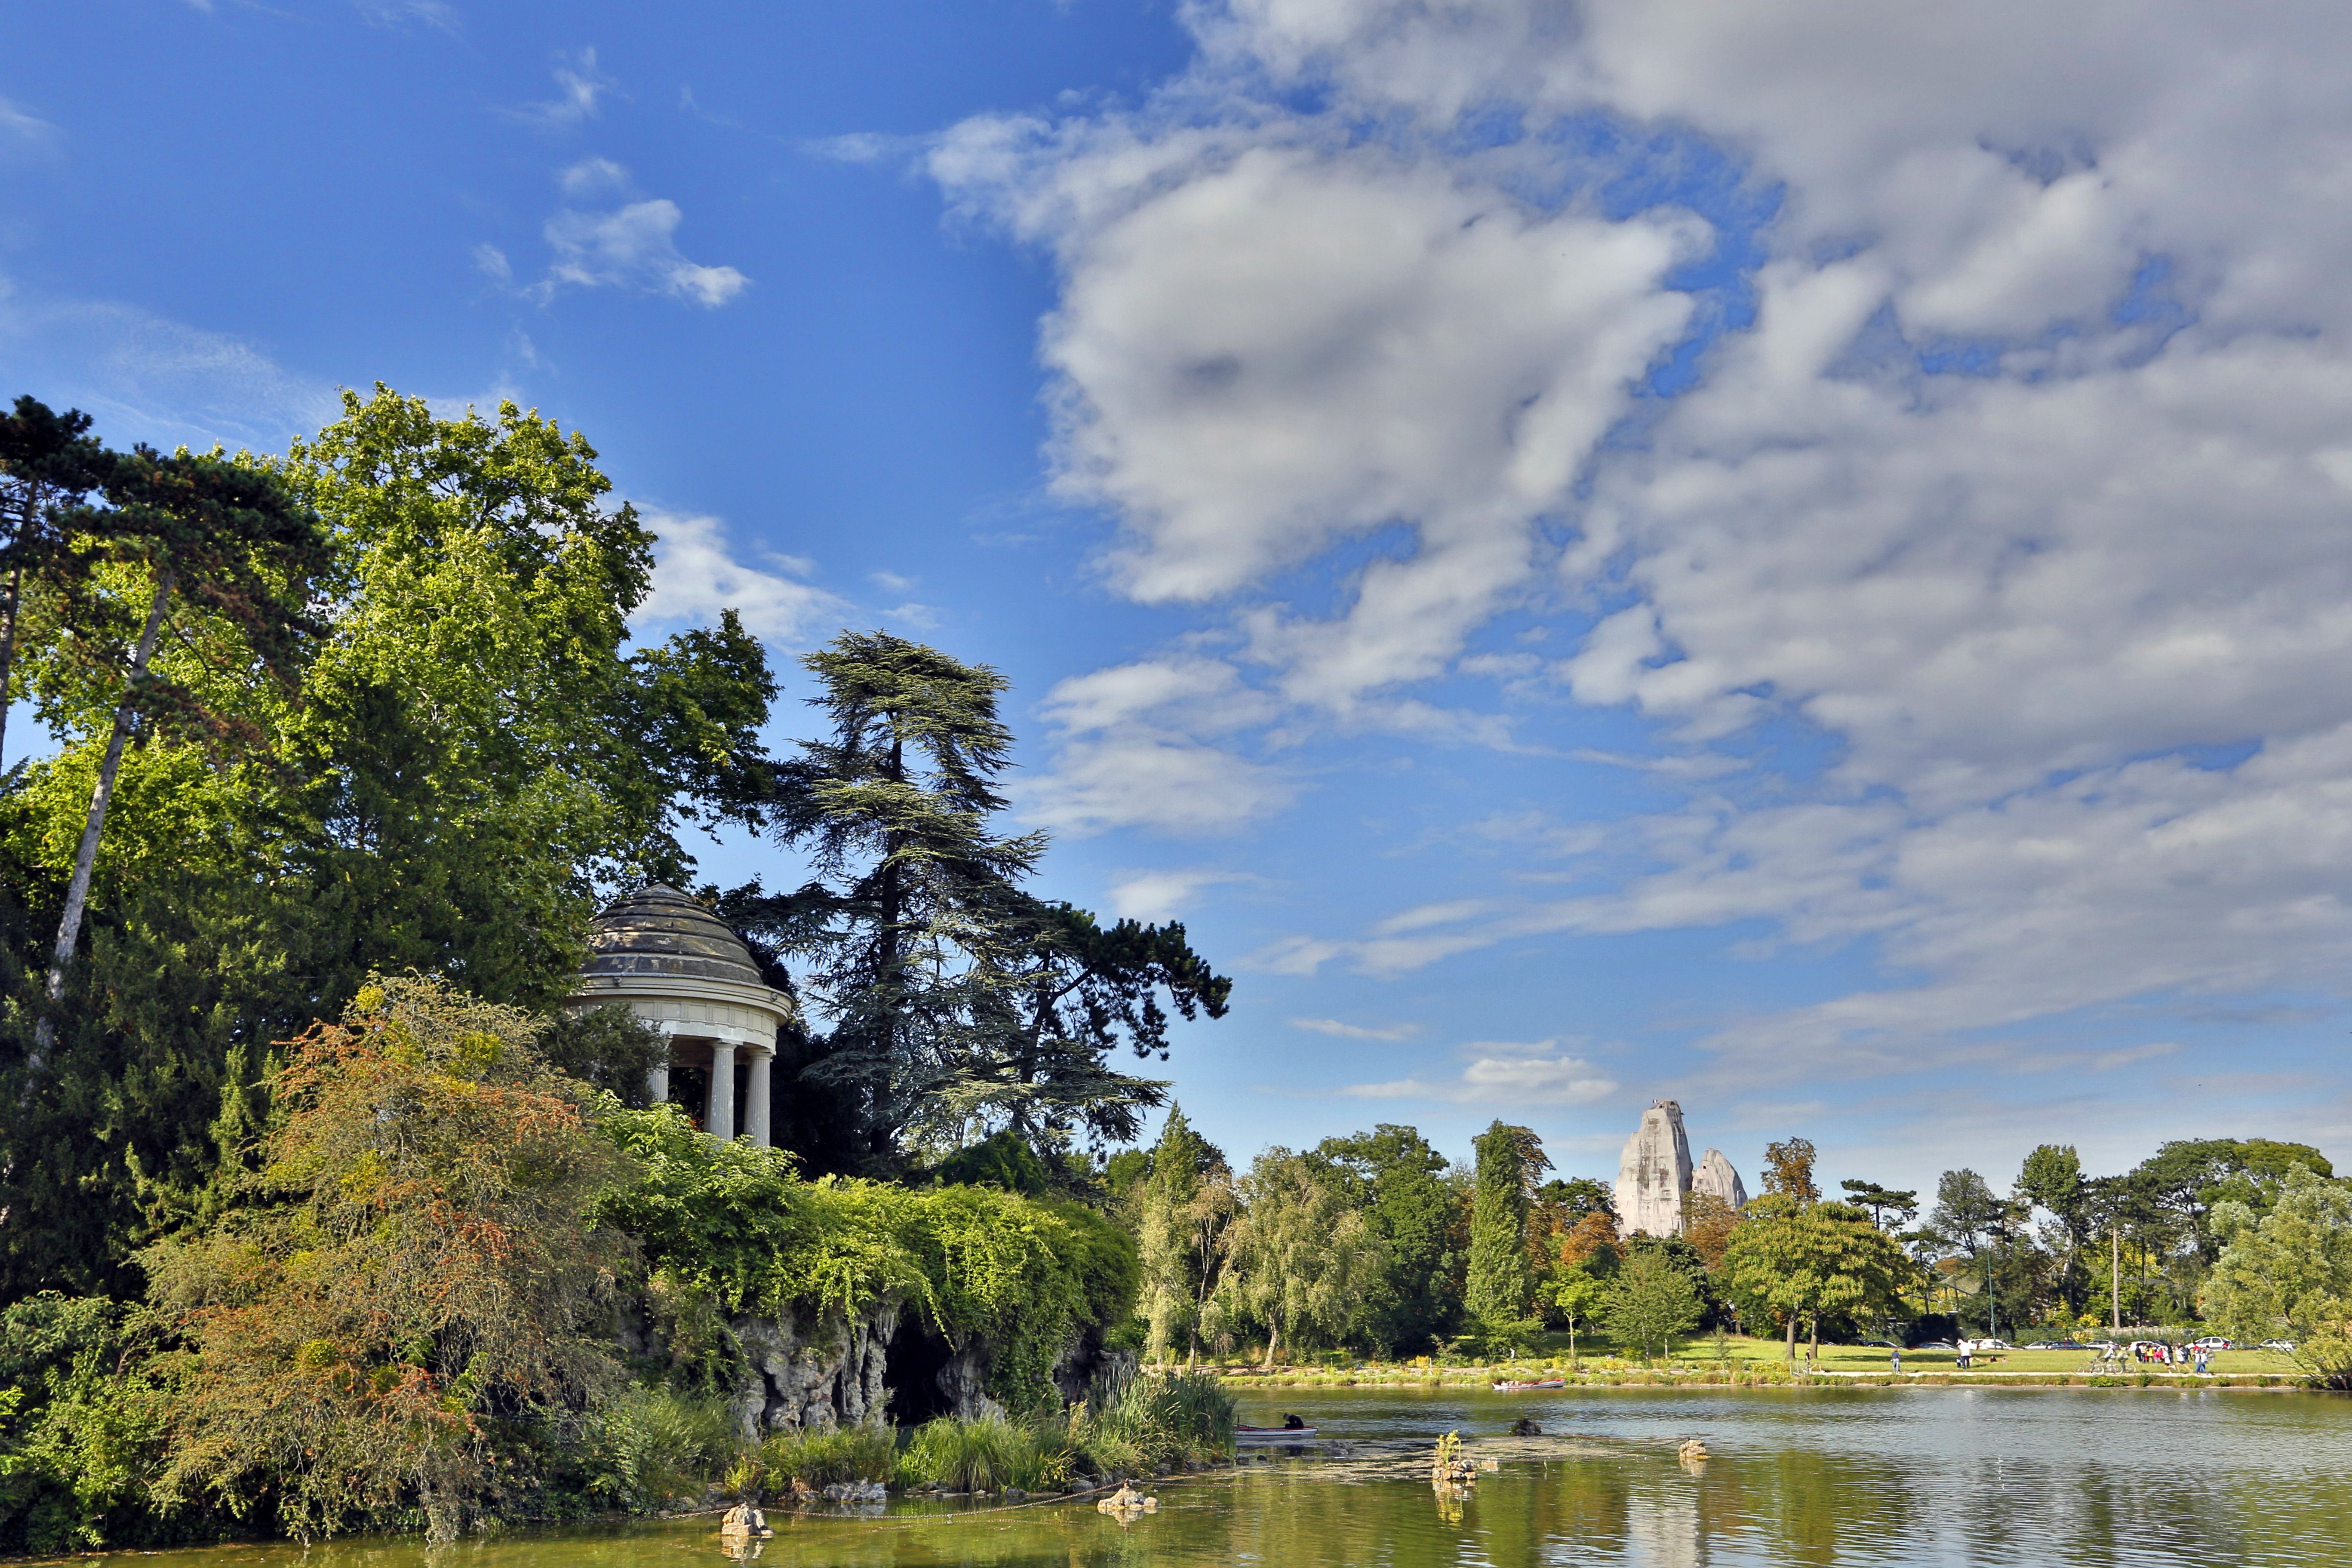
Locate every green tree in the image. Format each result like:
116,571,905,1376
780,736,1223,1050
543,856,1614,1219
1838,1178,1919,1230
1312,1125,1466,1354
1602,1247,1703,1360
1134,1106,1236,1364
1464,1122,1550,1350
2204,1165,2352,1388
1211,1148,1384,1364
1930,1168,2003,1331
2017,1144,2090,1310
1720,1196,1914,1364
33,450,329,1065
278,387,779,1002
0,396,112,766
2132,1139,2244,1266
1547,1268,1604,1364
141,976,633,1544
971,901,1230,1147
0,387,780,1297
732,631,1226,1164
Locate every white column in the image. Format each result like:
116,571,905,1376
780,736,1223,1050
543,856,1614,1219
744,1046,773,1148
706,1041,737,1141
647,1055,670,1105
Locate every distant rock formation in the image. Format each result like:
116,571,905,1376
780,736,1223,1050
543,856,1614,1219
1692,1148,1749,1210
1615,1100,1695,1237
1612,1102,1746,1236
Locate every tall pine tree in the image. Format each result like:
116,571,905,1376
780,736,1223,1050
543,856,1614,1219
726,631,1229,1168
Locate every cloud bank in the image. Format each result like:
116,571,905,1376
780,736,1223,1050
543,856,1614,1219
935,0,2352,1078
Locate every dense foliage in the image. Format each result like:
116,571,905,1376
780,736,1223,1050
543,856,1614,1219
0,389,778,1297
143,978,633,1544
593,1104,1137,1410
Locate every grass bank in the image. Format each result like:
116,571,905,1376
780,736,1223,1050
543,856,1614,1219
1195,1334,2312,1392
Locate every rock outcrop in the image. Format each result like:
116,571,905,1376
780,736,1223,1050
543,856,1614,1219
726,1301,903,1436
629,1296,1128,1441
1615,1101,1695,1237
1611,1102,1747,1236
1692,1148,1748,1210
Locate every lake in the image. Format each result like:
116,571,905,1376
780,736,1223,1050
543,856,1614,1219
111,1385,2352,1568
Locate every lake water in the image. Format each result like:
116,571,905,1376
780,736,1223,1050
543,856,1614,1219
118,1386,2352,1568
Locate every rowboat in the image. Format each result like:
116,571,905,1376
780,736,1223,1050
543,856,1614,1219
1236,1423,1318,1441
1491,1378,1566,1391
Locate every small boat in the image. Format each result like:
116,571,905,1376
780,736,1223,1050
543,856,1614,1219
1236,1422,1318,1441
1491,1378,1566,1391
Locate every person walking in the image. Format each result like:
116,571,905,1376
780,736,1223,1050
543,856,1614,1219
1892,1345,1903,1375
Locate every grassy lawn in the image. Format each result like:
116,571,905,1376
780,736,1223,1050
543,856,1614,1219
1208,1334,2306,1387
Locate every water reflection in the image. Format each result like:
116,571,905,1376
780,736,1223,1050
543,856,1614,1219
100,1388,2352,1568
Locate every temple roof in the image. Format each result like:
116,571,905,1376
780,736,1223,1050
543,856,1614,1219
581,885,766,988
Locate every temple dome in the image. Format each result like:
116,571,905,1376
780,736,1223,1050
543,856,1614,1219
582,884,766,987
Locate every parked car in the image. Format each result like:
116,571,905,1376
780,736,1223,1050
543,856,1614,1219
2261,1340,2297,1353
2187,1337,2234,1352
1913,1341,1957,1351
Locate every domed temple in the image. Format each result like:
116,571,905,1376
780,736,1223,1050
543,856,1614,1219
565,885,797,1145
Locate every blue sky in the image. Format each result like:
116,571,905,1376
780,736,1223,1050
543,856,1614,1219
9,0,2352,1198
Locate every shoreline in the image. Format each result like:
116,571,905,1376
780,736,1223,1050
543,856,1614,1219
1212,1366,2322,1394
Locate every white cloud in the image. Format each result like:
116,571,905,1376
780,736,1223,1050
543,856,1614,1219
959,0,2352,1081
632,509,846,644
557,156,633,199
804,131,925,166
932,111,1699,716
1107,868,1250,922
507,48,613,130
0,287,333,451
472,243,511,282
0,96,60,158
1019,657,1295,836
353,0,459,31
537,198,749,307
1341,1040,1617,1106
1290,1017,1419,1041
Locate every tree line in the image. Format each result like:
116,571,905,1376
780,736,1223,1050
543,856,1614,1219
1117,1113,2346,1371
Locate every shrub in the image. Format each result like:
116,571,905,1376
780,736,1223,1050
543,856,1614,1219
589,1386,737,1509
142,978,634,1545
0,1295,179,1553
898,1414,1069,1493
1076,1366,1234,1473
759,1423,896,1489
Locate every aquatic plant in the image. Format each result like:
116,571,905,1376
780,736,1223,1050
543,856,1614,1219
898,1413,1070,1492
590,1386,738,1509
1074,1365,1235,1472
759,1422,897,1489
